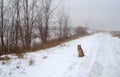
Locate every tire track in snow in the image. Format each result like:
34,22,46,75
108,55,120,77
88,34,120,77
64,35,100,77
76,37,99,77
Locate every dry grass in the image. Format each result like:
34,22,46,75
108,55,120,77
30,39,61,51
111,31,120,38
16,53,24,59
2,61,9,65
30,34,87,51
0,34,90,56
0,45,2,55
0,56,11,65
0,56,11,61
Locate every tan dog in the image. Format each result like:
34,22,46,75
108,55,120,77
77,45,84,57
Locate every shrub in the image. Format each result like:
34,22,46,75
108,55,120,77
75,26,88,36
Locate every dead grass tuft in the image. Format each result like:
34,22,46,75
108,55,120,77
111,31,120,38
16,53,24,59
0,56,11,61
2,61,8,65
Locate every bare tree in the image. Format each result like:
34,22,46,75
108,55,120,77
57,8,63,40
22,0,31,50
0,0,70,55
22,0,38,50
37,0,55,43
15,0,21,52
29,0,38,46
0,0,7,54
8,1,17,53
57,7,70,39
63,10,70,38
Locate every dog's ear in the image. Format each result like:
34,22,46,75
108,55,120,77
79,44,81,47
78,45,81,48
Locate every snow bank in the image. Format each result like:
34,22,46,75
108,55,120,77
0,33,120,77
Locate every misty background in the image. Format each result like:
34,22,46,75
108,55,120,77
62,0,120,31
0,0,120,55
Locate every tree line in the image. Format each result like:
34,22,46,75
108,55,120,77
0,0,88,55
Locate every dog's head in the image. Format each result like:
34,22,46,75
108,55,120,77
78,45,81,48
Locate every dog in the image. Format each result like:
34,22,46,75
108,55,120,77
77,45,84,57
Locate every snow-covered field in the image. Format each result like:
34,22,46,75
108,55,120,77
0,33,120,77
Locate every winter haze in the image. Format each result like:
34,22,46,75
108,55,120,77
4,0,120,30
62,0,120,31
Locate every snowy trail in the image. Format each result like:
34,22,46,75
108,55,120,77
89,34,120,77
1,33,120,77
65,33,120,77
64,34,100,77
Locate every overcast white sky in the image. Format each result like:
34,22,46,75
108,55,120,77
5,0,120,31
62,0,120,31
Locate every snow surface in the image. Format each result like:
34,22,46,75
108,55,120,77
0,33,120,77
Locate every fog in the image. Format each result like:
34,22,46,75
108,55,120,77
62,0,120,31
4,0,120,31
